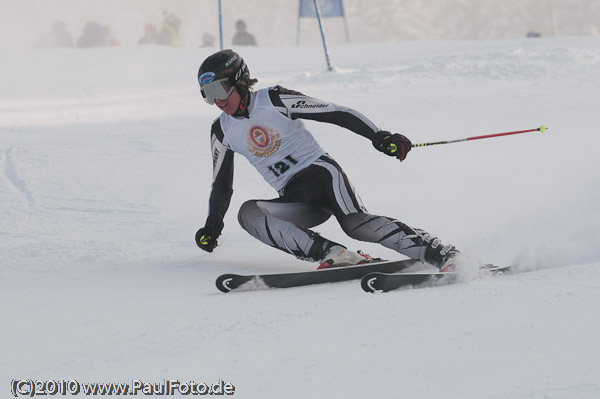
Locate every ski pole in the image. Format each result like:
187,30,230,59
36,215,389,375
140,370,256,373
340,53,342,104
412,125,547,148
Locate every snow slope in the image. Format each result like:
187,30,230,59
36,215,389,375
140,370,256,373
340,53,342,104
2,37,600,398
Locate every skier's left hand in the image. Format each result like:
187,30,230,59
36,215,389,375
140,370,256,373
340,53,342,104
195,215,224,252
195,227,219,252
372,131,412,161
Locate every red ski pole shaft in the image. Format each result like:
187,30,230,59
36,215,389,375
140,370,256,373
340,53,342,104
412,125,547,148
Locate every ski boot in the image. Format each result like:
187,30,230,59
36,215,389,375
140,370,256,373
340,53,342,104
317,245,373,270
422,235,460,272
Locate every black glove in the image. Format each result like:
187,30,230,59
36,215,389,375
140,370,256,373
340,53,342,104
195,216,223,252
372,131,412,161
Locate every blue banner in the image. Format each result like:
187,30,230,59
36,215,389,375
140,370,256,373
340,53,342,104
298,0,345,18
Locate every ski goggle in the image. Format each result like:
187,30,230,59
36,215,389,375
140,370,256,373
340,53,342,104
200,78,235,105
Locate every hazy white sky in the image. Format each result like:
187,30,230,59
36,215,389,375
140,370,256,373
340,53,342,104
1,0,599,48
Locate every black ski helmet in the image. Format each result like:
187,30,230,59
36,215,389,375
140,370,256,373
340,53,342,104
197,49,250,103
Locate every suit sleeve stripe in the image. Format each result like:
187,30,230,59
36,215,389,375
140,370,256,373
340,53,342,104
208,121,234,219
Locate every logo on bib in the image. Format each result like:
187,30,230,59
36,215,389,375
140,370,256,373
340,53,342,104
247,125,281,157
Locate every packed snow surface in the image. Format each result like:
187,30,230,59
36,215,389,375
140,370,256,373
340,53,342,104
2,37,600,398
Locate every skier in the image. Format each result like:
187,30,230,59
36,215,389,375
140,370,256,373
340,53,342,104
195,49,459,271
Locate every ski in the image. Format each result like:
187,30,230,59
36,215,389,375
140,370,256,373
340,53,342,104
216,258,422,293
361,265,511,293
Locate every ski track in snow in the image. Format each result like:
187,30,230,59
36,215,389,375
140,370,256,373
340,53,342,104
2,146,35,219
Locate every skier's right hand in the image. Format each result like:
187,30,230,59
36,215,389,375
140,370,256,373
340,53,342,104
195,226,219,252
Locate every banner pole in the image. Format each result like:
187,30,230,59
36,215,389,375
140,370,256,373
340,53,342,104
313,0,333,71
218,0,223,50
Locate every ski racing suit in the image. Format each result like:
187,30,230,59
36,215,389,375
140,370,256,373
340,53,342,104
206,85,451,264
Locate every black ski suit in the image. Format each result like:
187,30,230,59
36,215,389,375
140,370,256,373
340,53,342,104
205,85,452,265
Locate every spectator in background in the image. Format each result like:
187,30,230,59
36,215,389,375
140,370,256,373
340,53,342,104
103,26,120,46
33,20,73,48
200,32,215,47
76,20,119,47
232,19,256,46
49,20,74,47
138,23,160,45
158,13,182,47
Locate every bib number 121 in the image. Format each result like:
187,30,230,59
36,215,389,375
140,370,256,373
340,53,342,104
268,155,298,177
